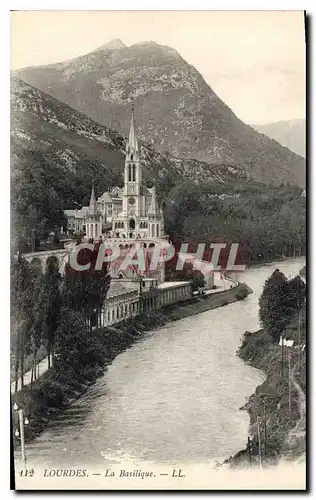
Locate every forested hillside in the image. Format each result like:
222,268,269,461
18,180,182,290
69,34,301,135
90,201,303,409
163,180,306,265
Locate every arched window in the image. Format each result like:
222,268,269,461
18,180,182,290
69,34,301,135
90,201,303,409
156,224,159,237
131,154,133,160
128,165,132,182
152,224,155,237
132,165,136,182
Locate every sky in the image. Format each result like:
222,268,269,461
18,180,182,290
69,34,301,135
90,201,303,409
10,10,306,124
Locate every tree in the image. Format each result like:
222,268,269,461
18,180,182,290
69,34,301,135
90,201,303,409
259,270,305,342
53,308,106,379
259,269,291,341
40,270,62,368
53,309,90,377
10,257,43,388
62,240,110,330
191,273,206,293
287,276,306,311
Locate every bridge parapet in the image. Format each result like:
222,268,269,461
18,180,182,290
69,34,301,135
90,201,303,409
22,248,68,259
22,248,69,274
19,237,172,276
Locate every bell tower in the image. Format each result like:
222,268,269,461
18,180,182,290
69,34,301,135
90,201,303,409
123,108,145,218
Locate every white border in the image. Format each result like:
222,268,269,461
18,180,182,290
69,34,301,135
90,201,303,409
2,3,313,498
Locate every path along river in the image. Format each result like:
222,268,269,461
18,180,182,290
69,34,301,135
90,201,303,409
24,258,305,469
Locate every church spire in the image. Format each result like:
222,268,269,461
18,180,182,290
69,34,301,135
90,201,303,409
126,107,139,153
89,180,97,215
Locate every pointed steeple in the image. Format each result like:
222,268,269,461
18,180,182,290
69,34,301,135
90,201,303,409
89,180,97,215
126,107,139,153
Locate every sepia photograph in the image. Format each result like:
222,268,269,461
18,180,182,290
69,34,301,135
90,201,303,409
10,9,306,490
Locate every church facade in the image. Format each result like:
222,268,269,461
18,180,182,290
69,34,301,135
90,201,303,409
64,110,164,241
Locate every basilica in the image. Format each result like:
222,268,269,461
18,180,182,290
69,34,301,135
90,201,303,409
64,110,164,241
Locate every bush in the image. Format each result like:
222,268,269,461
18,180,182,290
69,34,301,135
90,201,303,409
190,274,206,292
38,380,64,408
236,283,249,300
237,329,273,363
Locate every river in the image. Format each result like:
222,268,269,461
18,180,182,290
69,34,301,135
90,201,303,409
23,258,305,469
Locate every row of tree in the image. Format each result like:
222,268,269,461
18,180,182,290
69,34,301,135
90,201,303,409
10,240,110,390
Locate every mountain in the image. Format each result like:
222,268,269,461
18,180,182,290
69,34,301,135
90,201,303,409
251,119,306,158
14,40,305,187
11,76,248,194
11,77,250,249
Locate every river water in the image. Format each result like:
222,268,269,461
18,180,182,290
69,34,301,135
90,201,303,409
24,258,305,469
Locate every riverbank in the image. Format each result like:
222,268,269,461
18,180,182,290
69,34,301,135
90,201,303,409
300,265,306,278
224,307,306,469
245,254,306,270
12,279,251,445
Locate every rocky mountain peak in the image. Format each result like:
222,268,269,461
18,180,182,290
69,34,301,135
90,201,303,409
92,38,126,52
14,42,305,187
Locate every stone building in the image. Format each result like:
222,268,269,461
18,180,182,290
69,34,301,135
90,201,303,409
100,278,192,327
64,109,164,240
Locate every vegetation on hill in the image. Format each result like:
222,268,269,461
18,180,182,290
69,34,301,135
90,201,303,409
163,179,306,266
